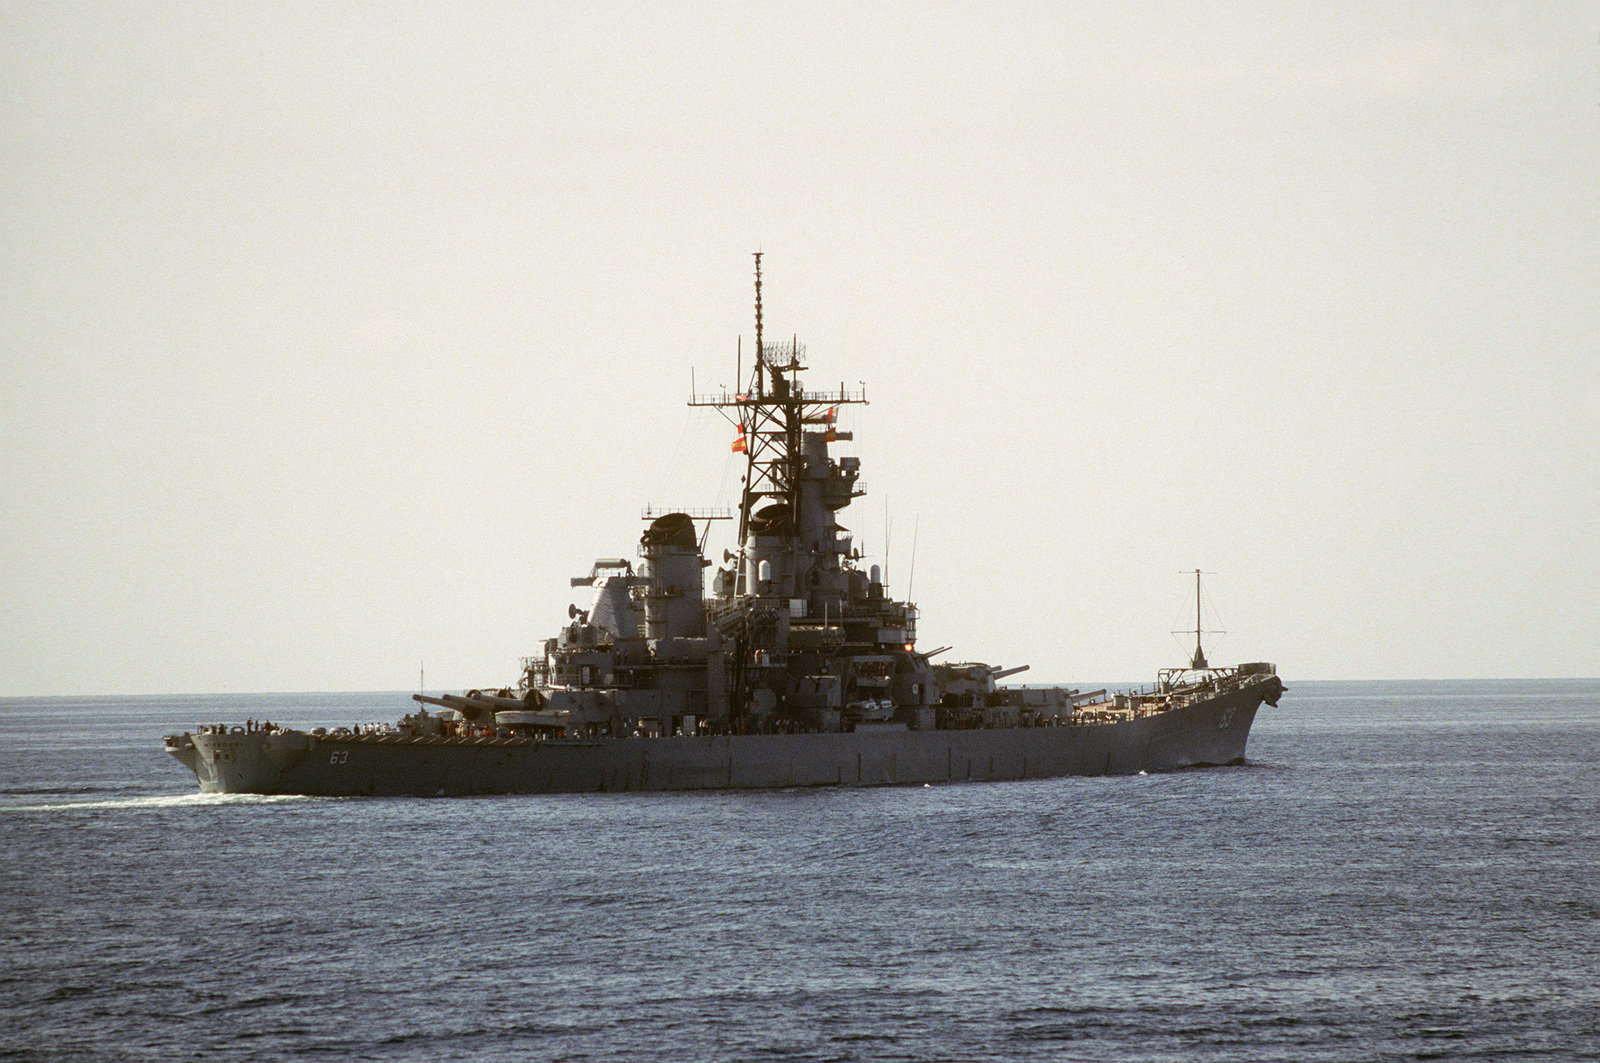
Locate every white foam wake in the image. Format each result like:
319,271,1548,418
2,791,319,812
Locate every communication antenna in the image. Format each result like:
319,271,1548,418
884,500,892,586
1172,569,1225,670
753,251,764,395
907,516,920,598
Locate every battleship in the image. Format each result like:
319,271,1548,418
166,256,1284,796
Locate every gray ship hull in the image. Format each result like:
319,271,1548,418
166,680,1269,797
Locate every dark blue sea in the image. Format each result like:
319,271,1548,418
2,680,1597,1062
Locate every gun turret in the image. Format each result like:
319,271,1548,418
411,692,501,724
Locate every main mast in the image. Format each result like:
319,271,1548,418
690,254,868,602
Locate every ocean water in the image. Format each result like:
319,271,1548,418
1,680,1596,1062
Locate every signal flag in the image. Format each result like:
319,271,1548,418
732,424,747,453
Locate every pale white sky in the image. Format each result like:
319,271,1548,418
2,2,1596,695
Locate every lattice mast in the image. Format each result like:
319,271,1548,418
690,254,867,601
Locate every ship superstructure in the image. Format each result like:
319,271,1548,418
511,254,1045,741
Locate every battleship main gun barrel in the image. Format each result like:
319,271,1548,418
412,692,566,733
411,692,513,724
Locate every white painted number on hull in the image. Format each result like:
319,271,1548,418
330,751,348,765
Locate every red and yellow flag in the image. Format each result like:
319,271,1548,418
731,424,747,453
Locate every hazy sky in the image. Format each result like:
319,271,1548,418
3,2,1596,695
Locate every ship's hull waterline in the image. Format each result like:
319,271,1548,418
166,681,1270,797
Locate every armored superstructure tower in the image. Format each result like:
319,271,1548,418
526,255,1051,739
688,254,931,732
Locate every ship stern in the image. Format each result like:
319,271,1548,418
165,729,312,794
